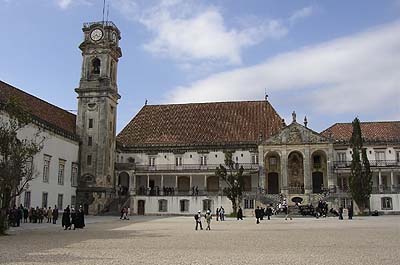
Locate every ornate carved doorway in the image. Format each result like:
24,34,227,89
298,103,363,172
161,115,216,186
288,151,304,193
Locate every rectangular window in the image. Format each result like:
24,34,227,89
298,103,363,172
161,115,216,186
251,154,259,164
200,156,207,166
87,155,92,166
381,197,393,210
43,155,51,183
375,151,386,161
57,194,63,210
88,118,93,129
244,199,254,209
180,200,189,212
158,200,168,212
24,191,31,208
175,157,183,166
58,159,65,185
396,151,400,162
149,157,156,166
203,199,212,211
71,195,76,208
71,163,78,187
88,136,92,146
42,192,48,208
337,152,346,162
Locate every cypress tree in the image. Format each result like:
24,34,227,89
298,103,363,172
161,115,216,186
349,117,372,213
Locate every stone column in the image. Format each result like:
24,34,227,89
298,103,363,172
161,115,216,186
258,146,265,190
390,171,394,192
189,175,193,190
204,175,207,190
130,174,136,196
147,174,150,195
327,145,336,190
304,148,312,194
160,175,164,195
281,149,288,195
378,170,383,193
175,175,178,191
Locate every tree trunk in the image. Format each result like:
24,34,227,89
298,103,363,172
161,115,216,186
0,208,8,235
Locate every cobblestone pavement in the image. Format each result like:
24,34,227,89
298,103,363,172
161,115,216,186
1,215,399,265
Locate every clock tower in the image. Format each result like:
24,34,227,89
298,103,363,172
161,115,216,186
75,21,122,214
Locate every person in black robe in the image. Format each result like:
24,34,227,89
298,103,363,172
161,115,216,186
71,208,77,230
52,206,59,224
338,206,344,220
266,205,273,220
62,206,71,230
237,206,243,220
348,202,353,220
255,206,261,224
75,206,85,229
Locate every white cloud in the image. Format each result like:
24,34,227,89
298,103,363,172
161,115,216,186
165,21,400,120
56,0,73,9
55,0,92,9
289,6,314,24
113,0,287,65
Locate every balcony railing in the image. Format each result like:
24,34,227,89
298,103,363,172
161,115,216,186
333,160,400,170
115,163,259,172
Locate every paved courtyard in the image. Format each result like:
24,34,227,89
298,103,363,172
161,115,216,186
0,215,399,265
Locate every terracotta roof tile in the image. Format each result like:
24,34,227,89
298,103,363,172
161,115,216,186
117,101,283,147
0,80,76,136
321,121,400,143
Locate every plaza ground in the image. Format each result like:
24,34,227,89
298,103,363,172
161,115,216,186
0,215,399,265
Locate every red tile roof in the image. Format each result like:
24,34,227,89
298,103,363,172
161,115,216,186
0,80,77,137
321,121,400,143
117,101,283,147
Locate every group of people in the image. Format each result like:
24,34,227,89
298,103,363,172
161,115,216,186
254,205,274,224
61,205,85,230
215,206,225,221
120,206,131,220
7,204,59,227
194,210,212,230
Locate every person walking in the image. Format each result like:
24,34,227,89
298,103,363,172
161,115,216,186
266,205,272,220
220,207,225,221
62,206,71,230
338,206,344,220
348,203,353,220
47,207,52,223
237,206,243,220
283,198,292,220
255,206,261,224
194,210,203,230
215,208,219,221
205,210,212,230
52,206,59,224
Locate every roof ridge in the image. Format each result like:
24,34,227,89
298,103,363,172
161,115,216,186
144,100,269,107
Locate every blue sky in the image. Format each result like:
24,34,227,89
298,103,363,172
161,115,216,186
1,0,399,133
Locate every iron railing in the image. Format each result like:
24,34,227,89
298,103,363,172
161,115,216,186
115,163,259,172
83,21,117,29
333,160,400,169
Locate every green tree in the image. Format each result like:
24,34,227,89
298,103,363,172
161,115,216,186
0,98,43,234
349,117,372,213
215,152,244,215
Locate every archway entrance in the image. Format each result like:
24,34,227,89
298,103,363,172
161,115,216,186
268,172,279,194
118,172,130,196
312,172,324,193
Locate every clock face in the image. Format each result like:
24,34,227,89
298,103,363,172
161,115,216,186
90,29,103,41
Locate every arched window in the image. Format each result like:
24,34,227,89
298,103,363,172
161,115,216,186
92,58,101,74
